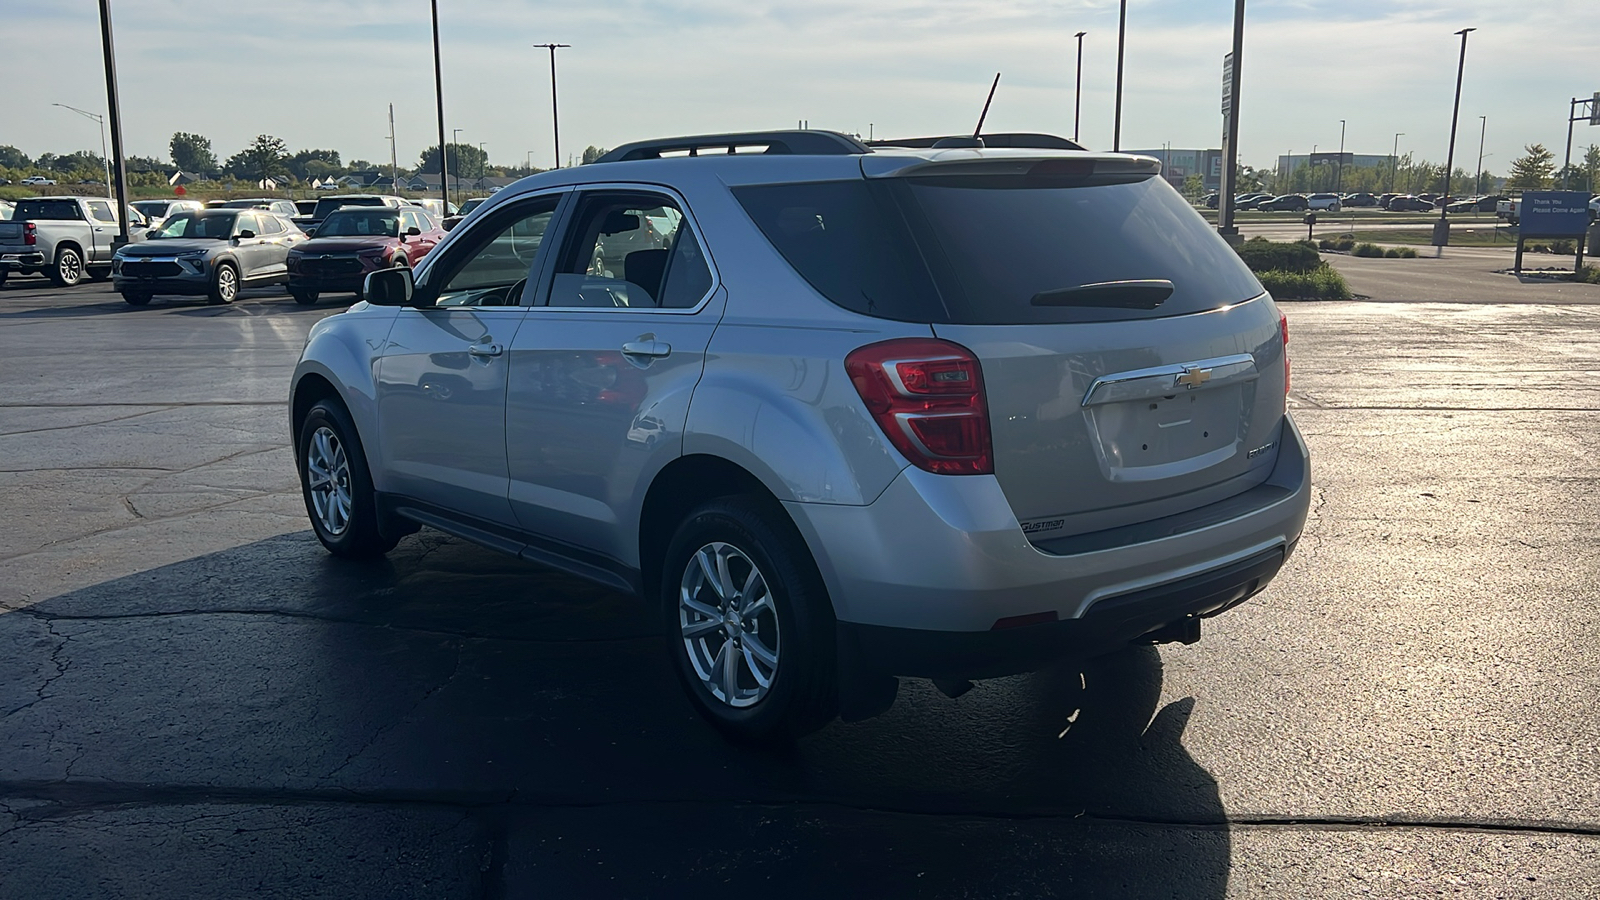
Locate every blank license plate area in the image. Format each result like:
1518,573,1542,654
1086,386,1242,482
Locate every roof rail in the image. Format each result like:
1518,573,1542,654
595,130,870,163
868,132,1086,152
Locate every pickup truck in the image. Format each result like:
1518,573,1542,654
1496,198,1520,225
0,196,146,287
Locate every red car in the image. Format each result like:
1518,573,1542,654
285,206,445,305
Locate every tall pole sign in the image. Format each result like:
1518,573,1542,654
1562,92,1600,189
431,0,449,211
1434,27,1474,250
1217,0,1245,243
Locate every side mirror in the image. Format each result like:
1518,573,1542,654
304,227,317,238
146,230,159,239
442,218,459,231
365,266,420,307
236,229,256,240
406,225,422,236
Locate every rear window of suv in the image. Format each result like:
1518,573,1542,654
734,173,1264,325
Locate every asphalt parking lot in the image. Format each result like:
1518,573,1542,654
2,271,1598,897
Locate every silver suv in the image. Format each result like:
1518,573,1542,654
291,130,1310,742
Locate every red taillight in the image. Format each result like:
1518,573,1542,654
1279,311,1291,395
845,338,993,475
24,223,37,246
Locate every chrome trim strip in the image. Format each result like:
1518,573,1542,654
1081,353,1257,407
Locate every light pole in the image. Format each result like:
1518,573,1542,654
52,103,112,204
1336,119,1346,194
430,0,449,213
451,128,463,203
1474,115,1486,196
94,0,129,244
1391,132,1404,193
1437,26,1475,249
478,141,486,186
1073,31,1086,144
1217,0,1245,241
1112,1,1126,151
534,43,570,168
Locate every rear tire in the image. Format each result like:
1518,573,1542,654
290,288,319,306
0,268,8,288
297,399,397,559
207,262,238,305
661,496,837,743
121,291,152,307
88,267,111,282
50,246,83,287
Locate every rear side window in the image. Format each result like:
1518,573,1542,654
735,174,1264,325
14,200,83,221
732,181,941,322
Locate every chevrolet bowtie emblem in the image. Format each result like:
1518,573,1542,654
1176,367,1212,388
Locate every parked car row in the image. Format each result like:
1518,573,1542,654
1201,190,1510,214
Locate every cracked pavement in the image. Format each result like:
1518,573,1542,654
0,276,1597,897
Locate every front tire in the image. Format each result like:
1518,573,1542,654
290,288,319,306
661,497,837,743
50,246,83,287
297,400,397,559
207,262,238,304
121,291,152,307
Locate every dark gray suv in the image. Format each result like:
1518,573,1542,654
291,130,1310,742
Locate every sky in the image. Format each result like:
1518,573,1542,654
2,0,1596,177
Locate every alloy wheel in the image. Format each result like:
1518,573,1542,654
678,542,780,708
216,265,238,302
305,426,353,535
59,251,82,285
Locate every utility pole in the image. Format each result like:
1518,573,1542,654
388,103,399,194
452,128,463,204
478,141,486,185
1112,0,1127,151
1474,115,1486,195
1436,27,1475,251
1336,119,1346,194
1216,0,1245,243
430,0,449,212
53,104,112,206
534,43,570,168
1391,132,1404,193
1073,31,1086,144
95,0,129,244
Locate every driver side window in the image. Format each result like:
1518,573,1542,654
433,197,558,307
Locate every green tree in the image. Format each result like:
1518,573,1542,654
225,134,289,184
1505,143,1555,191
1583,144,1600,192
416,143,486,176
287,148,342,180
0,146,30,169
169,132,218,173
580,145,609,165
1181,173,1204,201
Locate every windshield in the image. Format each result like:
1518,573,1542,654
312,197,385,219
156,212,237,239
317,210,400,237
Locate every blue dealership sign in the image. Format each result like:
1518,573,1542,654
1520,191,1592,237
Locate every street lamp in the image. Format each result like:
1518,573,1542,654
52,103,112,204
478,141,486,185
1391,132,1404,193
1336,119,1346,194
1474,115,1487,195
534,43,570,168
452,127,463,204
1073,31,1086,144
1112,1,1127,151
1437,26,1475,249
430,0,449,212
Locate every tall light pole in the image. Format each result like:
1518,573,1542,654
52,103,112,205
534,43,570,168
1436,26,1475,250
95,0,129,244
1112,1,1127,151
1216,0,1245,242
430,0,449,213
1073,31,1086,144
1474,115,1486,195
451,128,463,204
1336,119,1346,194
478,141,486,184
1391,132,1404,193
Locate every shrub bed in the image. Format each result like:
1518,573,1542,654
1255,263,1353,300
1235,237,1321,273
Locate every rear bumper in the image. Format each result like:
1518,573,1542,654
0,252,47,268
785,414,1311,677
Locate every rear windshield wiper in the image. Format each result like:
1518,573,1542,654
1030,279,1173,310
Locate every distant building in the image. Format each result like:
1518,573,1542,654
1123,148,1224,192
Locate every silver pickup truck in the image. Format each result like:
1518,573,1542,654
0,196,146,288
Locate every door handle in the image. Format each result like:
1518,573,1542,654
467,342,504,358
621,340,671,359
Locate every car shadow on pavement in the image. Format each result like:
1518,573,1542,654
0,530,1229,897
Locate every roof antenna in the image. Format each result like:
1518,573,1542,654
973,73,1001,138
